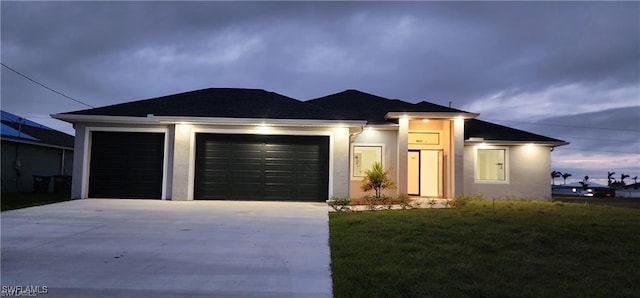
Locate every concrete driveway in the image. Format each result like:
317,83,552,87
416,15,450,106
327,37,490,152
1,199,332,297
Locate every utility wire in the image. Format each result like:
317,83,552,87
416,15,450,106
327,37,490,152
565,136,638,142
556,147,640,155
1,62,94,108
484,118,640,132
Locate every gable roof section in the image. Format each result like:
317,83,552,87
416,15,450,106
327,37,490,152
1,110,74,149
64,88,341,120
306,89,471,123
465,119,567,145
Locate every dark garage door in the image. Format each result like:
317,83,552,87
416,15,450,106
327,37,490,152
89,131,164,199
195,134,329,201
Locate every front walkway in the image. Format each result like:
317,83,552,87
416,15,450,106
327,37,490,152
1,199,332,297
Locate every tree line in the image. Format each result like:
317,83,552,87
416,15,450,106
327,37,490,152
551,171,638,188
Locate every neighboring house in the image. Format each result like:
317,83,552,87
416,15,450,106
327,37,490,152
52,88,567,201
1,111,74,193
615,183,640,199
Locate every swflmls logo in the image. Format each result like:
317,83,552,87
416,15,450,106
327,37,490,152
1,286,48,297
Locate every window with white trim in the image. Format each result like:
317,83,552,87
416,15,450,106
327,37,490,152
476,148,507,181
352,145,382,178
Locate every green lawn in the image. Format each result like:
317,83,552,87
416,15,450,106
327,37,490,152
1,192,73,211
329,200,640,297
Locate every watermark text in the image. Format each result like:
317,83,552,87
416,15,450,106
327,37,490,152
1,285,48,297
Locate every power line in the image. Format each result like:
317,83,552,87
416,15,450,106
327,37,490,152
1,62,94,108
556,147,640,155
485,118,640,133
564,136,638,143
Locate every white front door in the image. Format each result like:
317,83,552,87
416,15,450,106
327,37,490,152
407,150,443,197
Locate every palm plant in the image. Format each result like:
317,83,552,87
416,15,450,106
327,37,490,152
551,171,562,185
607,172,616,186
561,172,572,185
361,162,396,198
620,174,630,186
579,176,590,190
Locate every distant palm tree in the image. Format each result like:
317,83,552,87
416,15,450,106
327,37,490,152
607,172,616,186
579,176,590,190
561,172,572,185
621,174,630,186
551,171,562,185
633,176,638,184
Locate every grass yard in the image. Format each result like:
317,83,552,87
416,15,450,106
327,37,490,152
555,196,640,209
329,200,640,297
1,192,73,211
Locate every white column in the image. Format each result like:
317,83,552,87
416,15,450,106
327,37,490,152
171,124,193,200
331,127,350,199
453,117,465,197
71,124,87,199
397,117,409,195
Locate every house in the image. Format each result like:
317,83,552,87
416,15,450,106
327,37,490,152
1,110,74,193
51,88,567,201
615,182,640,199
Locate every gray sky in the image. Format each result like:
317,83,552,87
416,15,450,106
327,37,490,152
2,1,639,184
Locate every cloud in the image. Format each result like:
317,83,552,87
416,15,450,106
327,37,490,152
1,1,637,179
463,83,639,121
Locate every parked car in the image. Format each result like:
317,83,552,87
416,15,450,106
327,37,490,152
593,187,615,198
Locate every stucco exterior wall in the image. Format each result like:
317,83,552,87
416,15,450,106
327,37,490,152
332,127,351,198
171,124,193,201
71,124,87,199
349,129,399,198
463,144,552,199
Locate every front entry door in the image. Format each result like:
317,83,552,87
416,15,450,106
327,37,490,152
407,150,443,197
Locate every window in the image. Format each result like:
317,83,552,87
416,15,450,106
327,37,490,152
476,148,507,182
408,132,440,145
352,145,382,178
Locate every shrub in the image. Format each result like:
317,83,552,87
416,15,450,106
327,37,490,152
450,195,483,208
328,197,351,212
361,162,396,198
396,193,411,209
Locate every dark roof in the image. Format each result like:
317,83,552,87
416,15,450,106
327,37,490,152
465,119,566,143
66,88,341,120
1,111,74,149
60,88,566,144
306,89,470,123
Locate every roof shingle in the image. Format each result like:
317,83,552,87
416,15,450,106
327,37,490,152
58,88,566,144
306,89,469,123
68,88,341,120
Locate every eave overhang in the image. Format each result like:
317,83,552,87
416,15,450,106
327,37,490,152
51,114,367,128
385,111,479,120
464,139,570,147
363,123,399,131
0,136,74,150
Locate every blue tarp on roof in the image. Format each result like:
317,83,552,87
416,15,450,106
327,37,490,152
1,123,39,140
0,110,73,148
1,110,53,130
